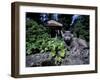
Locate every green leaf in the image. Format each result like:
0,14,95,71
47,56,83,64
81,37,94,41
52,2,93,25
45,48,48,51
60,49,65,57
56,56,62,62
40,50,44,53
51,50,56,57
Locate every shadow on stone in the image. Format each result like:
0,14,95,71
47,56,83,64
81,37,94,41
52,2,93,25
41,60,56,66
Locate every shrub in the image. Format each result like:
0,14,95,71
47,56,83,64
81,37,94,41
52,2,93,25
26,19,67,65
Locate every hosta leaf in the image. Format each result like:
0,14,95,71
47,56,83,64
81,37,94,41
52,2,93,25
51,50,56,57
27,49,32,55
40,50,44,53
55,56,62,62
45,48,48,51
60,49,65,57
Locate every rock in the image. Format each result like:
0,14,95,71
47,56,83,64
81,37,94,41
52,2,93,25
26,52,52,67
26,48,89,67
80,48,89,64
41,60,56,66
61,48,89,65
26,31,89,67
78,38,88,48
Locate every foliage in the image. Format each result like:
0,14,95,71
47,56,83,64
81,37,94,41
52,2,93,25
59,14,72,31
47,38,67,64
72,15,89,42
26,19,67,64
26,19,50,55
